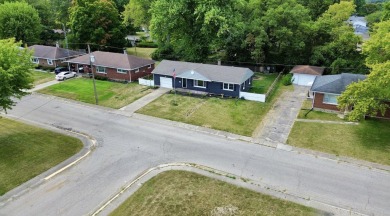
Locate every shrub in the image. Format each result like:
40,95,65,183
137,41,158,48
281,74,294,86
94,75,108,81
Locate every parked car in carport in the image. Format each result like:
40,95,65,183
55,72,77,81
54,67,68,74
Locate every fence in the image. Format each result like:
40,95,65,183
265,71,283,101
138,78,154,87
239,92,266,102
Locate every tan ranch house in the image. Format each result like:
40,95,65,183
28,45,85,68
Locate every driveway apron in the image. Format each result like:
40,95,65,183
254,85,309,143
118,88,169,114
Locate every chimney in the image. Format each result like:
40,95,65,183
218,60,221,66
123,48,127,55
56,41,59,48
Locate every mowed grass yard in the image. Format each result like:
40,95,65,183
250,73,279,94
32,71,54,85
126,47,156,59
38,78,152,109
297,100,344,122
0,117,82,195
110,171,318,216
138,82,289,137
287,119,390,165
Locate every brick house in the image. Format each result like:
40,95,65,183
310,73,390,119
65,51,156,82
28,45,85,68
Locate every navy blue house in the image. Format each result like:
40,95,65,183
152,60,254,97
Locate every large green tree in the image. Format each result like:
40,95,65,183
298,0,340,19
0,2,41,43
0,38,34,112
246,0,311,64
69,0,126,51
123,0,154,31
150,0,244,62
338,20,390,120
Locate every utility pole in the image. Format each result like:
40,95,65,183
62,23,71,72
88,44,99,105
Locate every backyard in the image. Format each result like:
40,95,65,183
249,73,279,94
137,81,288,137
287,119,390,165
126,47,156,60
32,71,54,85
0,117,82,195
38,78,152,109
110,170,318,216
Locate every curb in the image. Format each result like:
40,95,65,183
91,163,369,216
0,115,97,207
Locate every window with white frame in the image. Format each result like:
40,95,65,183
323,93,338,105
47,59,53,65
223,83,234,91
31,58,39,64
194,80,206,88
96,66,106,73
117,68,127,74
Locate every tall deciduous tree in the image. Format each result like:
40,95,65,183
338,20,390,120
298,0,340,19
150,0,243,62
0,38,34,112
0,2,41,43
123,0,153,31
69,0,126,51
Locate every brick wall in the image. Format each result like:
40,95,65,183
313,92,339,111
93,64,155,82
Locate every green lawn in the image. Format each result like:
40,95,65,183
38,78,152,109
297,100,344,122
249,73,278,94
110,171,317,216
126,47,156,59
287,119,390,165
0,117,83,195
32,71,55,85
137,82,289,136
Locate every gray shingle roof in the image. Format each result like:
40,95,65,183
311,73,366,94
28,45,85,60
65,51,156,70
152,60,254,84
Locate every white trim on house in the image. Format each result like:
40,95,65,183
134,68,140,73
223,83,234,91
117,68,128,74
47,59,53,65
194,80,206,88
96,66,106,74
148,64,152,69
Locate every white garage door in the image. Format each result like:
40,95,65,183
292,74,316,86
160,77,173,89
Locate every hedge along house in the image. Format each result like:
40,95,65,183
152,60,254,97
28,44,85,68
290,65,325,87
65,51,156,82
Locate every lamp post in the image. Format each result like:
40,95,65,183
89,54,99,105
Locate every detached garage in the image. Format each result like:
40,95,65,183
290,65,325,86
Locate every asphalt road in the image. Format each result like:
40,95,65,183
1,94,390,216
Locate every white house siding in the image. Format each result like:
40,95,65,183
292,74,318,86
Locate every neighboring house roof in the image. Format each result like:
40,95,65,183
28,45,85,60
152,60,254,84
290,65,325,76
311,73,366,95
65,51,156,70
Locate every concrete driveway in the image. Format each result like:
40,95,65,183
254,85,309,143
1,94,390,216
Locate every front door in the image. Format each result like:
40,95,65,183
182,78,187,88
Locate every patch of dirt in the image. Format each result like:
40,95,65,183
211,205,239,216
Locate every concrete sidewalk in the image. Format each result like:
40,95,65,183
118,88,169,114
28,80,60,92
